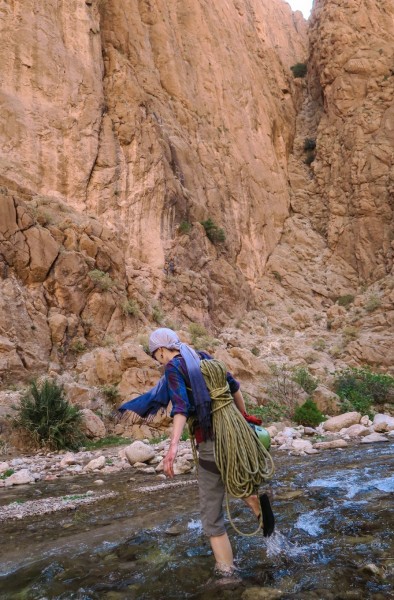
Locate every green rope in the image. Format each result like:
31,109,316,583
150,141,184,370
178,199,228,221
200,359,275,536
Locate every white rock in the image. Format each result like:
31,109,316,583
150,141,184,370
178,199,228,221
59,452,78,467
173,457,193,475
339,424,369,438
360,433,389,443
266,425,278,437
323,412,361,432
372,413,394,432
4,469,35,486
290,439,314,455
125,441,156,465
0,461,10,474
313,439,348,450
94,479,105,485
360,415,372,426
84,456,106,471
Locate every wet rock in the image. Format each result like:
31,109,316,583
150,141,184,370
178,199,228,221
93,479,104,485
360,433,388,444
84,456,106,471
125,441,155,465
313,439,348,450
360,563,383,576
4,468,35,486
323,412,361,432
165,524,184,536
136,466,156,474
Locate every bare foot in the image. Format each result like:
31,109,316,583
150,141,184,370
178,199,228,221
243,494,260,518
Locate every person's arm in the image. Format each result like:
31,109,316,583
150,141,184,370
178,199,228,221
232,388,246,414
162,361,189,478
163,413,187,478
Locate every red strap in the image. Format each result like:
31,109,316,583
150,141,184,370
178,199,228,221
242,411,263,426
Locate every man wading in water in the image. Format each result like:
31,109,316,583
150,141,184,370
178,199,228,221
119,328,275,584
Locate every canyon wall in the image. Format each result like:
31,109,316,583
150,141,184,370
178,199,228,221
0,0,393,393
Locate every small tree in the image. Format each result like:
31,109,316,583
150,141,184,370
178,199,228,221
12,380,85,451
294,399,325,427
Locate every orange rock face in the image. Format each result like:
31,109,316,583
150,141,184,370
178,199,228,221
0,0,393,394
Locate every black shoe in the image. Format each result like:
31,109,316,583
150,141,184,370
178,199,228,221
259,493,275,537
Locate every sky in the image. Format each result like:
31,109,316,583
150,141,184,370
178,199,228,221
286,0,313,18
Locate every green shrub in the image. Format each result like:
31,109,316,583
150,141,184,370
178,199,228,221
70,339,86,354
333,367,394,407
245,401,287,423
178,221,192,234
251,346,260,357
189,322,208,345
201,218,226,244
340,391,373,417
294,399,325,427
290,62,307,78
292,367,319,394
152,304,164,324
88,269,114,291
121,299,140,317
303,138,316,151
100,384,120,403
337,294,355,308
365,295,381,312
12,380,85,451
0,469,15,480
267,364,304,417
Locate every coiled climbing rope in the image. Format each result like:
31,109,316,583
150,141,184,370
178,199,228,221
194,358,275,536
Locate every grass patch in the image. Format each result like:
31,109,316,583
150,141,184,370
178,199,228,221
201,218,226,244
84,436,131,450
88,269,115,291
0,469,15,480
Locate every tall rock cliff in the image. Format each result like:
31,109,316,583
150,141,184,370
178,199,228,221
0,0,392,391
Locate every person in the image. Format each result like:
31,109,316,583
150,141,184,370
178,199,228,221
119,327,274,581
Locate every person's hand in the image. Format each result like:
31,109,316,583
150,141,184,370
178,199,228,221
163,443,178,478
242,411,263,426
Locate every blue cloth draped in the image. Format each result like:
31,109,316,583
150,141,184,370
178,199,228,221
118,343,214,440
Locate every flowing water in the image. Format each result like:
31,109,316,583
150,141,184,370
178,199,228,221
0,443,393,599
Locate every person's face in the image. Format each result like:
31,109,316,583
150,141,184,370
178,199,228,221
152,347,166,365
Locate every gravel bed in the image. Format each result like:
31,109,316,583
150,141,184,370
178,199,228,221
0,491,118,523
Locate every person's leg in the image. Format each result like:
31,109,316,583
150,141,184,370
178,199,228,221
243,494,260,517
210,533,234,573
198,440,235,574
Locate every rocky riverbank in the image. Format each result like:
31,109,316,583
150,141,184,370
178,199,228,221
1,411,393,492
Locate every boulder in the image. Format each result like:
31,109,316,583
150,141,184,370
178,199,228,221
125,441,155,465
323,412,361,432
59,452,78,468
0,461,10,474
340,424,369,438
84,456,106,471
313,439,348,450
312,385,341,414
372,414,394,432
4,468,35,486
289,439,314,455
360,433,389,444
80,408,106,439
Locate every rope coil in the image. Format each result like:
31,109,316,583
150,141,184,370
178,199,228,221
195,359,275,536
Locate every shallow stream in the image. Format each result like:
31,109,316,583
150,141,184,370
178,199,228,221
0,443,393,599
